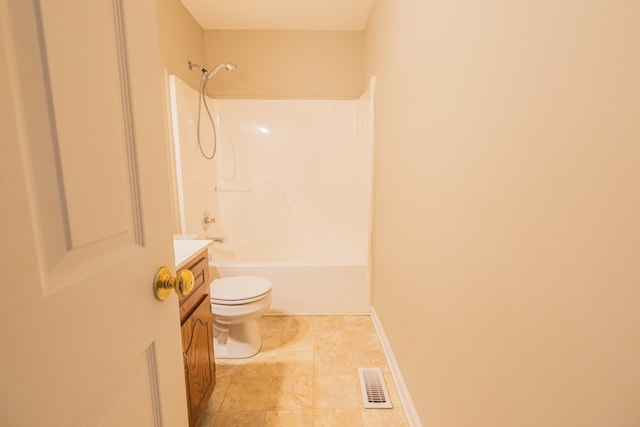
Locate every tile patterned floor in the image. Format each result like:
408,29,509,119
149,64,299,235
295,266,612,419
196,314,409,427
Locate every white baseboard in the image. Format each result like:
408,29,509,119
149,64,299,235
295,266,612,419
370,307,423,427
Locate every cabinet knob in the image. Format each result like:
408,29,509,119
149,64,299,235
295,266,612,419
153,266,195,301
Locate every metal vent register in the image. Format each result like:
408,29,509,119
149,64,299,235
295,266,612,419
358,367,393,409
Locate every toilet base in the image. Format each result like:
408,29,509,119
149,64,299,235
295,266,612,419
213,319,262,359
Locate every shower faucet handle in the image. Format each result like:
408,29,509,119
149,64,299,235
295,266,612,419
202,210,215,230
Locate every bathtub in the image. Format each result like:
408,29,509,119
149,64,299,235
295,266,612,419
208,243,370,314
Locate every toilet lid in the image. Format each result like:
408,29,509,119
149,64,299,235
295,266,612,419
210,276,272,302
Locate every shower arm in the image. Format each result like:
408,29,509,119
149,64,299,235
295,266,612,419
188,60,207,74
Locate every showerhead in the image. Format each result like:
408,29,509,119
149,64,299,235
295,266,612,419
205,62,236,79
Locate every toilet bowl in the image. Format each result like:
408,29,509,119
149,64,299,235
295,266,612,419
209,275,272,359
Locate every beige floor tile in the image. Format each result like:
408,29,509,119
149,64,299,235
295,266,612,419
215,360,249,379
220,377,273,411
384,374,403,408
213,411,265,427
313,330,349,351
312,408,363,427
273,351,314,376
267,375,313,410
282,315,314,331
264,409,312,427
206,377,231,412
349,347,390,374
313,375,359,409
360,408,409,427
346,329,382,350
343,315,374,331
260,333,282,353
280,326,313,352
258,316,286,334
196,410,217,427
240,354,278,378
312,315,346,331
314,347,352,375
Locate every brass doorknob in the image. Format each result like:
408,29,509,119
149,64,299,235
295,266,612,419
154,266,195,301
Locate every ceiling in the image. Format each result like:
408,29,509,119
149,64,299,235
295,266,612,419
180,0,375,31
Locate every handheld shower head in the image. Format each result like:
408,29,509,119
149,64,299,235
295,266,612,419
205,63,236,79
188,60,237,160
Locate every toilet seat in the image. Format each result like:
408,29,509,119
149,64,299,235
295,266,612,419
210,276,272,306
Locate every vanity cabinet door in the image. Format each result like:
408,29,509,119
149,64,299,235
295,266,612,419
181,295,216,426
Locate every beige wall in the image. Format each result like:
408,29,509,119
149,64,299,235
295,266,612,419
204,30,365,98
366,1,640,426
155,0,205,90
155,0,205,233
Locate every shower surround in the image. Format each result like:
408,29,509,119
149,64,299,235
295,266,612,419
168,75,374,313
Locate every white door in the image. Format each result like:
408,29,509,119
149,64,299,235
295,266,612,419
0,1,187,426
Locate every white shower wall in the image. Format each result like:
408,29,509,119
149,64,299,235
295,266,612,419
212,97,373,264
168,75,374,313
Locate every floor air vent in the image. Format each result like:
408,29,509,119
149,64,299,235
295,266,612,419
358,367,393,409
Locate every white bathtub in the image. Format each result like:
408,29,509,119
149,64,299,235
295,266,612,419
208,244,370,314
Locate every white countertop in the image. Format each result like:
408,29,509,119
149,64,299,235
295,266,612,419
173,239,213,270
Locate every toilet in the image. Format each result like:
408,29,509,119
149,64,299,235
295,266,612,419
209,275,273,359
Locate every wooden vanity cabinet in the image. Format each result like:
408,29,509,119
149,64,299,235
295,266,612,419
178,250,215,427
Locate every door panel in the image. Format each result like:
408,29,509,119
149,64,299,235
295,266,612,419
76,345,161,427
40,0,139,251
0,1,187,425
29,0,143,294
